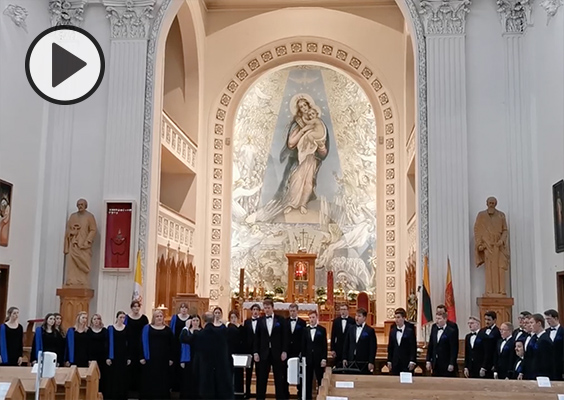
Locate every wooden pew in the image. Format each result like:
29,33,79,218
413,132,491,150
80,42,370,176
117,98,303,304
77,362,100,400
20,377,57,400
317,368,564,400
0,365,85,400
0,378,26,400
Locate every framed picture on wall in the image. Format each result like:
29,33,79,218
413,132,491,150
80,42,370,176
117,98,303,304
101,200,136,271
554,180,564,253
0,180,13,247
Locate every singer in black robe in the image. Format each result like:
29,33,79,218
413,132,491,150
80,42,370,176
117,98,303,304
139,324,175,400
0,323,23,366
66,328,90,367
126,312,149,394
106,325,130,400
88,327,108,396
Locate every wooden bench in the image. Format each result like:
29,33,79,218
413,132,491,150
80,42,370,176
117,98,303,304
20,377,57,400
0,362,99,400
0,378,26,400
317,367,564,400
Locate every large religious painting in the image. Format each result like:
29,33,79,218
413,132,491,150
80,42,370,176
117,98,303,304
554,180,564,253
0,180,12,247
231,65,377,293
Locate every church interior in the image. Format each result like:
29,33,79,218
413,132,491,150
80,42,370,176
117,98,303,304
1,0,564,398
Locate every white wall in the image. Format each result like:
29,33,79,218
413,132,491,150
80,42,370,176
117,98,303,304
0,0,51,322
527,5,564,312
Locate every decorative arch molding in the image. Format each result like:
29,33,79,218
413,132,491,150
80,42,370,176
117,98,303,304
140,0,429,316
205,37,400,314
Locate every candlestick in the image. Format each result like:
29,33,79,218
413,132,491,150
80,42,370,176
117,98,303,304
239,268,245,298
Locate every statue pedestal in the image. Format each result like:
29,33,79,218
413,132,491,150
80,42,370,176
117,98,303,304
477,296,514,327
56,287,94,330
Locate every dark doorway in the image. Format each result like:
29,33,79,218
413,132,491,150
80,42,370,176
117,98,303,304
557,271,564,319
0,265,9,319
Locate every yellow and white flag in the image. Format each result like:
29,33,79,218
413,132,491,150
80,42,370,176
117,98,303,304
132,250,143,303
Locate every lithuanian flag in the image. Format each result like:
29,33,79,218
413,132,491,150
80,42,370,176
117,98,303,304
445,257,457,323
421,254,433,325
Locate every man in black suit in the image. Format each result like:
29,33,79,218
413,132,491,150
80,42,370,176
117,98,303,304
522,315,537,380
478,310,501,378
436,304,459,374
513,311,532,342
493,322,515,380
301,310,327,400
464,316,485,378
508,340,525,379
426,311,457,377
243,303,261,398
286,303,306,398
387,308,416,375
330,304,355,368
253,299,288,400
343,308,377,374
528,313,554,379
544,309,564,380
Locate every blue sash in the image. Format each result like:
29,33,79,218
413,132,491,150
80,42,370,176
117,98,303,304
124,315,129,326
67,328,75,364
34,327,43,361
142,325,150,360
108,326,115,360
170,315,177,333
180,328,191,363
0,324,8,363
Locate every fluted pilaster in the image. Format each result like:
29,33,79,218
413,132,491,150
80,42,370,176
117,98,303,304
422,0,472,329
38,105,76,314
496,1,536,316
95,0,156,321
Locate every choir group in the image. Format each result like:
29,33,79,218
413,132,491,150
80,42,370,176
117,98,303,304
1,299,562,400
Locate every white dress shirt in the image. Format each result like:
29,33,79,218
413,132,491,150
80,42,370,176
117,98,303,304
499,338,507,353
524,335,532,351
310,325,317,341
469,332,477,349
290,319,297,334
550,325,560,341
356,323,365,343
396,326,404,346
252,318,257,333
341,318,347,333
266,315,273,336
436,326,444,342
486,324,496,336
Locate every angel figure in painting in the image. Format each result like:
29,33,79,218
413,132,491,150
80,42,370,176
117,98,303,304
278,94,329,215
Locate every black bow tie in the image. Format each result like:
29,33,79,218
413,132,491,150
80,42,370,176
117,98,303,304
342,318,348,321
548,327,555,331
470,332,477,336
265,316,272,319
290,318,297,322
396,329,402,333
252,318,258,321
437,327,444,331
310,326,317,329
356,324,363,328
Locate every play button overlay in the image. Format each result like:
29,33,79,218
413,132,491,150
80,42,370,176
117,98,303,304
25,26,105,105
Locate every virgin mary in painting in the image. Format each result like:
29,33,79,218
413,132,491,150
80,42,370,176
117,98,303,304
276,94,330,215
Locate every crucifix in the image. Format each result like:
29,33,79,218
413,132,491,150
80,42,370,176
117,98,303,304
299,229,308,252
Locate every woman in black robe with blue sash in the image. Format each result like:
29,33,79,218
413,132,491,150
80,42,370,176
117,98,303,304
125,300,149,395
170,303,191,393
0,307,23,366
106,311,130,400
139,310,174,399
66,311,90,367
30,313,65,366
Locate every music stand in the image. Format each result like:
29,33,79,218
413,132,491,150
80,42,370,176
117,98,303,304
332,361,364,375
232,354,252,397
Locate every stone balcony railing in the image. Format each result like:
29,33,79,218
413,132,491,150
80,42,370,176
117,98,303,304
161,112,197,173
406,124,416,164
157,203,195,255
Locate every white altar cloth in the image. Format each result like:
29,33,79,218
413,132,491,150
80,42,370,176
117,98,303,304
242,301,318,312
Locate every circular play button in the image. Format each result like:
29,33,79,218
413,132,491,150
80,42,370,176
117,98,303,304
25,26,105,105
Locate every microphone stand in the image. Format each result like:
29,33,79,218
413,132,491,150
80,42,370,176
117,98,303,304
34,351,43,400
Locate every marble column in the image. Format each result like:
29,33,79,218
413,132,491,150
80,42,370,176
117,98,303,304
37,0,87,316
420,0,472,328
96,0,156,322
495,0,536,317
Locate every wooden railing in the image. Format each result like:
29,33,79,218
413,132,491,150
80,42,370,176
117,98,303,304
157,203,195,254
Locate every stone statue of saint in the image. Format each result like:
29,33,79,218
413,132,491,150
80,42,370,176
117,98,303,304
474,197,509,297
64,199,97,288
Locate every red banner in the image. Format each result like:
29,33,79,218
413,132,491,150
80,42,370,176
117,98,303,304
104,202,132,269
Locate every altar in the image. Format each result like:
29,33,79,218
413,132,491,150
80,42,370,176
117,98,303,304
241,301,318,319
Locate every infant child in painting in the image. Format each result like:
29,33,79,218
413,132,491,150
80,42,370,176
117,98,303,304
297,108,325,164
